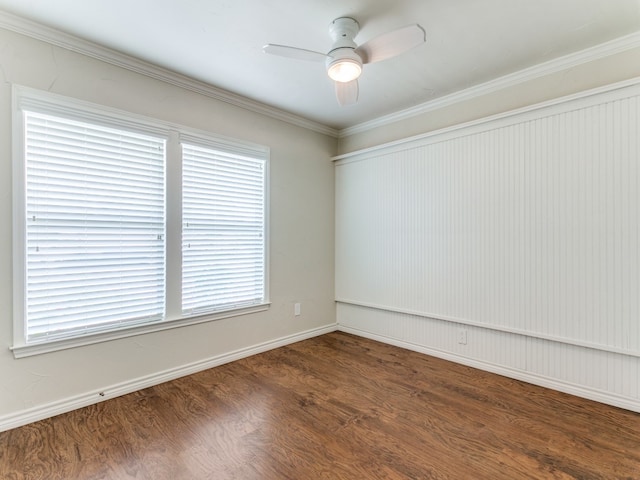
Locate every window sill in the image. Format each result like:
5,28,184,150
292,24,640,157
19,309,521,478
11,303,271,359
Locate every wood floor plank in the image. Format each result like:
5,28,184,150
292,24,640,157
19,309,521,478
1,332,639,479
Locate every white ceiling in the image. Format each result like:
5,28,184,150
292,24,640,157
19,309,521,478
0,0,639,130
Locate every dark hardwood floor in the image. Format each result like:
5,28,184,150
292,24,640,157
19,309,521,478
1,332,639,479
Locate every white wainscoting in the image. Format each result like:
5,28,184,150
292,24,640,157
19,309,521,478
335,78,640,412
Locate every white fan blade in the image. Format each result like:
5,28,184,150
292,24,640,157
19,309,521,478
335,79,359,106
355,24,426,64
263,44,328,62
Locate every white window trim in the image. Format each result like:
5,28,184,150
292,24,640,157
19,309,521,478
11,85,270,359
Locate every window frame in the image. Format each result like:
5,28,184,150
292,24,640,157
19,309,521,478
11,86,270,358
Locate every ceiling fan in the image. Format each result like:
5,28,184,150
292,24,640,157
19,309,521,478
263,17,426,106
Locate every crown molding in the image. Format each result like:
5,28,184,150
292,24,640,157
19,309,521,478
0,11,339,138
339,30,640,138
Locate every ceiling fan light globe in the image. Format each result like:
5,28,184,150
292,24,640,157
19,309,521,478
327,47,363,83
328,59,362,82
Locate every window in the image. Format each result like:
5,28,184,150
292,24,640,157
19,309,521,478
23,112,166,343
12,87,269,357
182,142,266,314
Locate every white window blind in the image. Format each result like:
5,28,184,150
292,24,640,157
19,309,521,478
182,142,266,314
24,111,166,342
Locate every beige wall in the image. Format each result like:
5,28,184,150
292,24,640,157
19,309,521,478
0,28,336,425
338,46,640,154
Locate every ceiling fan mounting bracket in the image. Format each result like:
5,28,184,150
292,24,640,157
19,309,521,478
329,17,359,49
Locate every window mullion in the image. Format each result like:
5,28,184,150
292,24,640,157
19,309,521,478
165,131,182,320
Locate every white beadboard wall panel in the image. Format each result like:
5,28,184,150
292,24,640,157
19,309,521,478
525,336,640,403
336,81,640,355
335,79,640,411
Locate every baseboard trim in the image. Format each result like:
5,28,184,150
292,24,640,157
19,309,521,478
338,325,640,414
0,323,338,432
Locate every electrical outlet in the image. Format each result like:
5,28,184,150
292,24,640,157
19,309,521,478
457,328,467,345
294,303,301,316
